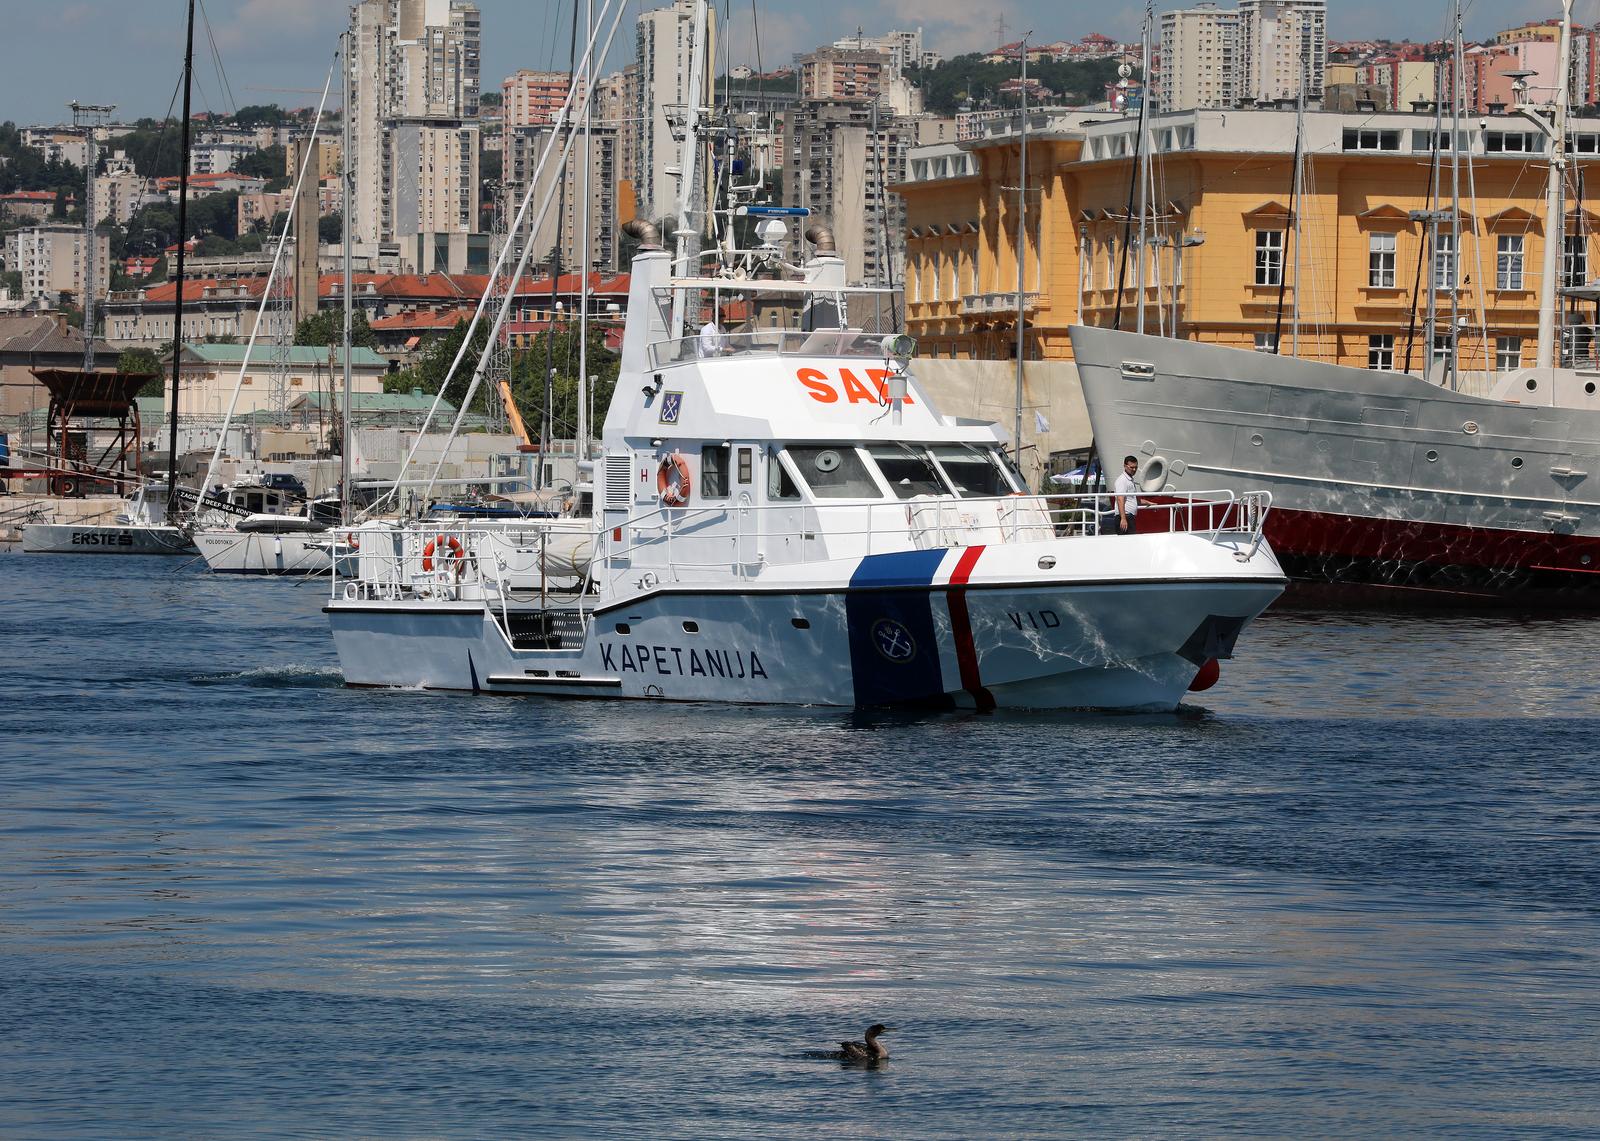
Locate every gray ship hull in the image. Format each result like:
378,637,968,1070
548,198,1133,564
1070,325,1600,605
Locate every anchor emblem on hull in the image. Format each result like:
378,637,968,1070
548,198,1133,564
871,618,917,663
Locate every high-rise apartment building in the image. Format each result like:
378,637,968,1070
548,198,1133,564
596,69,639,208
4,225,110,304
798,47,889,104
786,100,911,286
1157,0,1324,111
506,124,620,274
830,28,929,75
633,0,711,219
1158,5,1239,111
503,70,583,130
348,0,482,252
1236,0,1326,105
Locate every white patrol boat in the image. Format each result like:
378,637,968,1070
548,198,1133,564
324,221,1285,710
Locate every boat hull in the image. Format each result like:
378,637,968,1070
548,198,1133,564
1071,325,1600,606
195,528,334,575
326,538,1285,711
20,522,196,555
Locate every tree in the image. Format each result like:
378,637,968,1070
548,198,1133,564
118,346,162,376
506,323,620,443
233,145,285,181
114,122,185,178
119,347,165,396
232,104,284,130
318,211,342,245
294,307,378,349
383,318,490,412
197,233,238,256
905,54,1130,115
184,189,242,241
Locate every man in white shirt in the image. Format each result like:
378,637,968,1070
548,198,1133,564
1113,454,1139,534
697,315,723,357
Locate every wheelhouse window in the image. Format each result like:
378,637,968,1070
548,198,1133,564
700,444,730,498
1496,235,1524,290
1254,229,1283,286
766,449,800,499
786,445,881,498
1368,232,1396,288
867,445,949,499
930,445,1015,497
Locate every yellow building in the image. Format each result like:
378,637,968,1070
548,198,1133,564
896,107,1596,377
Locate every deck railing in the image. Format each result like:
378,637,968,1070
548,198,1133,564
329,490,1271,604
648,328,897,368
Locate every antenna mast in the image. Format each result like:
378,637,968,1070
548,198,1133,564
70,101,116,373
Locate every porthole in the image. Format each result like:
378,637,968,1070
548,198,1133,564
1462,421,1480,435
1511,457,1524,469
1425,450,1439,462
791,617,811,630
1526,377,1539,391
682,620,699,633
614,622,631,634
1584,554,1594,566
1038,555,1057,570
1587,382,1597,395
1250,433,1264,446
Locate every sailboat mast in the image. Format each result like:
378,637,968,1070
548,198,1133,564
1536,0,1574,369
1014,33,1028,456
340,30,354,524
1273,98,1301,355
1134,5,1150,336
577,0,592,465
1447,0,1463,390
165,0,196,514
1422,90,1444,375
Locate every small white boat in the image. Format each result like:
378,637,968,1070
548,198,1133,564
192,481,338,575
21,484,196,555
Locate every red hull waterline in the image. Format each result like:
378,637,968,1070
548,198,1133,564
1266,507,1600,608
1129,502,1600,607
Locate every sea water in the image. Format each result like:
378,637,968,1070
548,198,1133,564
1,555,1597,1137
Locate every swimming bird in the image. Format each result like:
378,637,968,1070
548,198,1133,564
837,1023,893,1063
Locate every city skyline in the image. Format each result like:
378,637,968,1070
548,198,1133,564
3,0,1571,125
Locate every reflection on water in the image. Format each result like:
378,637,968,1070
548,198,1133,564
1,559,1597,1136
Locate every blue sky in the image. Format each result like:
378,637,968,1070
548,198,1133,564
0,0,1576,125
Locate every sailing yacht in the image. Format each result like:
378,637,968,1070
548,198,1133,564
191,35,352,577
1072,2,1600,605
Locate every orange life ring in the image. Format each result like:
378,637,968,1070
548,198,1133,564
422,534,466,574
345,532,360,551
657,452,692,507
